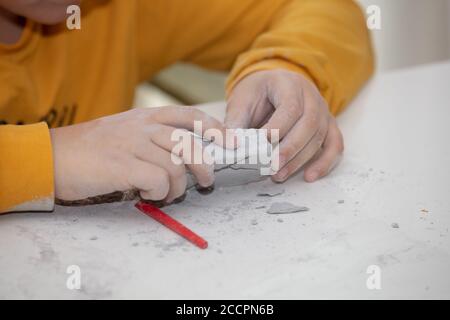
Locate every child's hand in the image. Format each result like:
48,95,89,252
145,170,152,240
225,69,344,183
50,107,231,204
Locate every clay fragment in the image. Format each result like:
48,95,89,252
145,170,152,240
257,190,285,198
266,202,309,215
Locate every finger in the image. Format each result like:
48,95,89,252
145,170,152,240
149,106,237,149
255,111,274,130
272,116,329,182
303,118,344,182
261,84,305,142
270,96,322,172
127,159,170,201
135,144,187,203
149,125,215,188
225,84,272,129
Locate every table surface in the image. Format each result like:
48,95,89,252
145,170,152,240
1,62,450,299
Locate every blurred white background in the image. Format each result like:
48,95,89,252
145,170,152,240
136,0,450,108
358,0,450,71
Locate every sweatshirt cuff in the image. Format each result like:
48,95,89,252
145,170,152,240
0,123,55,213
226,58,316,98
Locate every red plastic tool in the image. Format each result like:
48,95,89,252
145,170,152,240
135,201,208,250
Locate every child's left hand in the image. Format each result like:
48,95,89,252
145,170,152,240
225,69,344,183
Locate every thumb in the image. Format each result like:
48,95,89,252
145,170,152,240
225,76,271,129
224,94,253,129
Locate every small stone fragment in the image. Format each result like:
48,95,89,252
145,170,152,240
257,190,285,198
266,202,309,215
338,200,345,204
391,223,400,229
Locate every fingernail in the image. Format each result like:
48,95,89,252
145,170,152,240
306,171,319,182
140,199,166,208
198,175,215,190
196,184,215,195
173,193,187,204
274,168,289,182
271,154,285,173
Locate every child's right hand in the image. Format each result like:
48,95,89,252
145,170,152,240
50,107,233,204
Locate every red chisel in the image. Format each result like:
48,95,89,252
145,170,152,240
135,201,208,250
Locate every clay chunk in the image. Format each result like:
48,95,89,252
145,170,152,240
266,202,310,215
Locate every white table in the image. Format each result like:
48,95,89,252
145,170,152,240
1,62,449,299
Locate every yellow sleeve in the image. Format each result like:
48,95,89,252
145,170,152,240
225,0,375,115
0,123,54,213
149,0,374,115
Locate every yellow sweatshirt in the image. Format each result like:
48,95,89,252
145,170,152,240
0,0,374,213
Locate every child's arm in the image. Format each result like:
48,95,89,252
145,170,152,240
225,0,375,115
0,123,55,212
142,0,374,114
145,0,374,182
1,108,232,213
